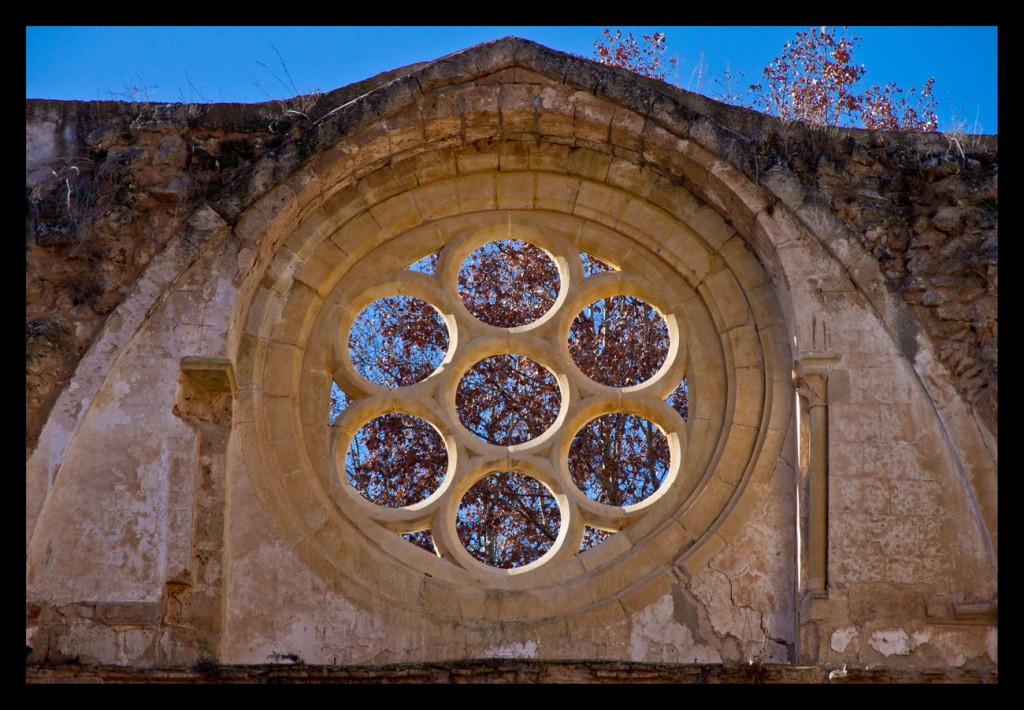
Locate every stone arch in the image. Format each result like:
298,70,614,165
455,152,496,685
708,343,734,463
26,37,996,672
223,47,798,647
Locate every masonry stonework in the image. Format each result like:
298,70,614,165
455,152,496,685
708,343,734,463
26,38,996,682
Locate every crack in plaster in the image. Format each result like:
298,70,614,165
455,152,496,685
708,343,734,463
706,558,774,659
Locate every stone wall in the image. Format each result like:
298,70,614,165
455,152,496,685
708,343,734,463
26,38,996,681
26,68,997,459
26,62,426,456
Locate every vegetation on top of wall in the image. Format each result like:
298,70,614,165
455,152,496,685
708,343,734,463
594,26,940,132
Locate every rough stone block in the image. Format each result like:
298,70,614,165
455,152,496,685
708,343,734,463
356,161,419,206
262,342,300,398
453,173,497,212
369,190,423,235
700,268,750,332
407,150,456,185
534,174,580,213
270,282,321,348
718,159,772,223
527,142,569,173
422,112,463,144
495,171,535,209
761,163,807,211
684,204,735,252
617,572,673,615
501,96,540,137
260,247,301,296
573,181,627,223
639,125,688,180
96,602,162,626
455,145,500,174
604,155,649,197
59,620,120,666
385,117,427,158
564,148,612,183
714,425,758,486
536,109,575,140
608,107,645,153
410,180,462,221
294,239,346,295
571,93,616,140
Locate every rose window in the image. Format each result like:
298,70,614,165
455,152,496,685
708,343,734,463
329,224,689,572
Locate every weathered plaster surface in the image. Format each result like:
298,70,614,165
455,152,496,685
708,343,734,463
26,38,995,679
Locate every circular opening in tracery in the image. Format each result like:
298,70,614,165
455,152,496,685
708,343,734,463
348,296,449,387
458,239,560,327
568,296,669,387
568,413,670,506
345,413,448,508
456,471,561,568
456,354,561,446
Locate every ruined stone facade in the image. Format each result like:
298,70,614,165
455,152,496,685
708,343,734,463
26,39,996,682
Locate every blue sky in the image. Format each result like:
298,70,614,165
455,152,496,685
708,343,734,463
26,26,997,133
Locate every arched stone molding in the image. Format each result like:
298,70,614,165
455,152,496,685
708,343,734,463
230,136,794,629
26,38,996,670
25,205,231,559
25,208,235,604
218,40,993,662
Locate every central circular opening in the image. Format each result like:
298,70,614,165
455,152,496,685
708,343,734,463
457,471,561,568
458,239,560,327
456,354,561,446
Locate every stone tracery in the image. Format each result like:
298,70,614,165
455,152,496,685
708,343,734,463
329,227,689,571
25,38,995,674
242,149,792,624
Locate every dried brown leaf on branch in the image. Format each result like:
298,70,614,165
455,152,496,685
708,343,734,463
591,26,939,132
592,28,677,82
748,26,939,131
